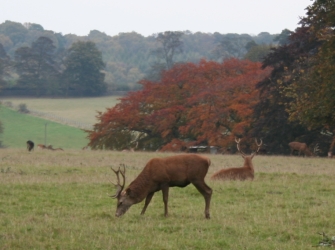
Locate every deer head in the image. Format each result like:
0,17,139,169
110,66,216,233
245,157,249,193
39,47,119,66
110,164,134,217
235,137,263,159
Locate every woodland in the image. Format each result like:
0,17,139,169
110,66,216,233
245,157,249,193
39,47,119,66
0,20,280,95
1,0,335,155
86,0,335,155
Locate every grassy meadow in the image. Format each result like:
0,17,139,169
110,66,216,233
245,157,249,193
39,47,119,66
0,106,88,149
0,149,334,249
0,96,121,149
0,96,121,126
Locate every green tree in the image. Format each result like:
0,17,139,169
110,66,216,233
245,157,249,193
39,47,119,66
280,0,335,154
63,41,107,96
244,44,272,62
154,31,184,70
251,25,321,154
146,31,184,81
274,29,292,45
211,33,253,61
15,36,59,96
0,43,10,89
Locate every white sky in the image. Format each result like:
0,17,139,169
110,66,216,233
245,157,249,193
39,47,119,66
0,0,313,37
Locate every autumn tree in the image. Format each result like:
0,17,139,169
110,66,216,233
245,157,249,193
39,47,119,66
87,59,271,151
62,41,107,96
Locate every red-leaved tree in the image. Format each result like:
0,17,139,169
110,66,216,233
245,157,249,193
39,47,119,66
87,58,271,151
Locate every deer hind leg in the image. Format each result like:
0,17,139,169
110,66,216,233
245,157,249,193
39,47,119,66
192,181,212,219
141,192,155,215
161,185,169,217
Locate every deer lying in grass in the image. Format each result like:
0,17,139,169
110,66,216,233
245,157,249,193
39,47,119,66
37,144,63,151
37,144,46,149
211,138,262,181
110,154,212,219
288,141,318,157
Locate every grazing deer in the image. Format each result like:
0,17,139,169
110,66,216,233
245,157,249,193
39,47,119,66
288,142,318,157
26,140,34,152
211,138,262,181
110,154,212,219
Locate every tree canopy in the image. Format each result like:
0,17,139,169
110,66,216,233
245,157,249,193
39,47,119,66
87,59,271,151
252,0,335,154
63,41,107,96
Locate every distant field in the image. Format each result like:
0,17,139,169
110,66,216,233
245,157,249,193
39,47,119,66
0,106,88,149
0,150,334,249
0,96,122,126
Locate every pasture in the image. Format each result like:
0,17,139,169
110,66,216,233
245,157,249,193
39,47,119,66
0,149,334,249
0,96,121,126
0,107,88,149
0,96,121,149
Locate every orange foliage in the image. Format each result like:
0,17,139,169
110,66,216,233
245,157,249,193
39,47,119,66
87,59,271,150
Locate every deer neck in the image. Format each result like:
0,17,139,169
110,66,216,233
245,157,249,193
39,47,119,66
243,157,254,171
127,172,153,203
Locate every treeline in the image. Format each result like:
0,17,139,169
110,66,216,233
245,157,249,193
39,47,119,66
87,0,335,155
0,20,286,95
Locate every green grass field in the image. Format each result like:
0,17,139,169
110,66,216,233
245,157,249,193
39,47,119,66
0,150,334,249
0,97,122,149
0,96,121,125
0,106,88,149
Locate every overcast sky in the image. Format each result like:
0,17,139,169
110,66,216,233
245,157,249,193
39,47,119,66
1,0,313,37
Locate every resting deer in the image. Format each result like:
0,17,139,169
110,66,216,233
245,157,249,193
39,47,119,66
37,144,46,149
211,138,262,181
288,142,319,157
110,154,212,219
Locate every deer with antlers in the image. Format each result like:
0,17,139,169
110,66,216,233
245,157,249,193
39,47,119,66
211,138,262,181
110,154,212,219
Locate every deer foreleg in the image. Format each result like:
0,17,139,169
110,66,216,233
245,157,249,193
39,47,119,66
140,192,154,215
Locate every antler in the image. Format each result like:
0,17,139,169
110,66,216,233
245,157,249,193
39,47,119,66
235,137,246,157
251,138,263,158
235,137,263,158
110,164,126,198
314,143,320,154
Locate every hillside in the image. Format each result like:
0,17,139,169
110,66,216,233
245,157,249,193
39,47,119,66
0,106,89,149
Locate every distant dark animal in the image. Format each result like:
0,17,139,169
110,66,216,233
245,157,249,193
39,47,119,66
211,138,262,181
110,154,212,219
26,140,34,152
